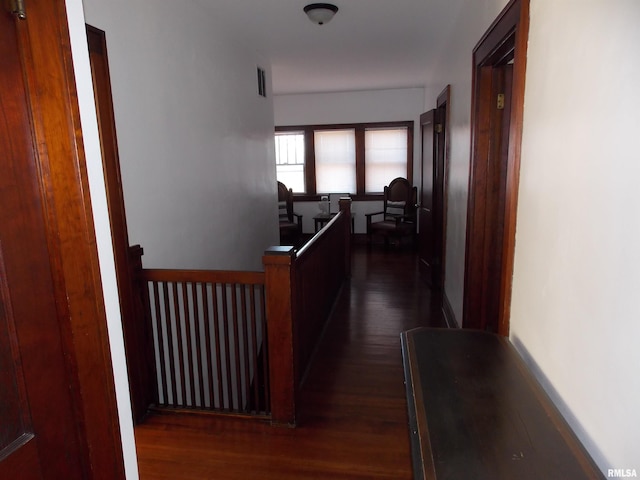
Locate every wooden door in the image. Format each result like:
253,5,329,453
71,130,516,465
0,10,86,478
418,110,437,285
482,65,512,332
465,62,513,334
1,3,126,478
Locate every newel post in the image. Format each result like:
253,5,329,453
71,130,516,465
339,197,352,278
263,246,297,427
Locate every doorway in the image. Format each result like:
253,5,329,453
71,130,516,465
463,0,529,335
418,86,450,292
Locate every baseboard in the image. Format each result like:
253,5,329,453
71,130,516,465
442,290,459,328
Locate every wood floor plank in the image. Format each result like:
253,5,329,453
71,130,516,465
135,246,445,479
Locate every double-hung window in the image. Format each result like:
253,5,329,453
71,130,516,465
364,127,409,193
314,129,356,193
275,131,305,193
274,121,413,198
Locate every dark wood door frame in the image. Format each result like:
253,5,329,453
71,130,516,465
418,109,436,285
418,85,450,293
1,1,126,477
463,0,529,335
435,85,451,292
87,25,156,424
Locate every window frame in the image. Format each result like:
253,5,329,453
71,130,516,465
275,121,414,201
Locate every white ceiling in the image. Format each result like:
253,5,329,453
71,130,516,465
196,0,466,95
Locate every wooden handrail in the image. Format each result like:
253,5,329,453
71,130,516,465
296,211,342,257
139,268,264,285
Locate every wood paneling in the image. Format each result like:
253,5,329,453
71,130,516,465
295,208,349,380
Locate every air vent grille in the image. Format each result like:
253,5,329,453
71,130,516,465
257,67,266,97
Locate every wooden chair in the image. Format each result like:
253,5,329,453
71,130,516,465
278,181,303,247
365,177,417,248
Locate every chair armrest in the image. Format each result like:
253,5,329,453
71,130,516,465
365,211,384,233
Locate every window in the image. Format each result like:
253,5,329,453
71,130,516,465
274,121,413,198
365,127,408,193
315,129,356,193
275,131,305,192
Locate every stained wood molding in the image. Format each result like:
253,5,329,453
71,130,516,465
442,291,459,328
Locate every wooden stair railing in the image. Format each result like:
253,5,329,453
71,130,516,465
129,197,352,426
264,197,352,426
138,269,270,417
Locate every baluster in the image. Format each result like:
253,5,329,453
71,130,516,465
152,282,168,406
182,282,196,407
220,283,233,410
248,285,260,413
162,282,177,405
211,282,224,409
171,282,186,406
239,285,250,412
201,283,214,409
193,283,206,408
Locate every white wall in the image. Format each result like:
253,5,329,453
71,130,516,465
510,0,640,472
83,0,279,271
65,0,138,477
421,0,510,324
274,88,424,233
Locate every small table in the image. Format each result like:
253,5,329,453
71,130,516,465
313,213,355,233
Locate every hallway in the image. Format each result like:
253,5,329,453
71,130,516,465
134,246,446,479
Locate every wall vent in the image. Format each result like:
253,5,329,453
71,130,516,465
257,67,266,97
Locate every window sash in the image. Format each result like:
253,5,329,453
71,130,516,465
314,129,356,194
275,132,305,192
364,127,409,193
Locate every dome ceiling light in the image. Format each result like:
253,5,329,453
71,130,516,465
303,3,339,25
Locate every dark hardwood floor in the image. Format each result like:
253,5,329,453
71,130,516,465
134,245,445,479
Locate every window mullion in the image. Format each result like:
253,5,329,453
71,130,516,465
355,127,365,196
305,127,316,195
406,124,414,183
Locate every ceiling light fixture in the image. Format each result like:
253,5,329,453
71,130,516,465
303,3,338,25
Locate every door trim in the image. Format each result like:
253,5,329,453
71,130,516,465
418,109,435,284
87,24,156,424
435,85,451,292
463,0,529,335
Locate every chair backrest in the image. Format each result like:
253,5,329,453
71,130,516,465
278,181,294,222
383,177,417,220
